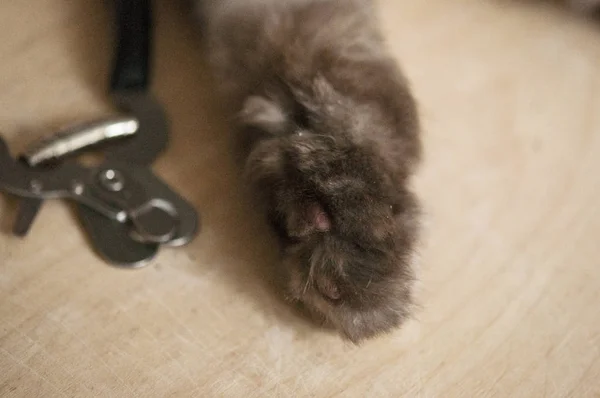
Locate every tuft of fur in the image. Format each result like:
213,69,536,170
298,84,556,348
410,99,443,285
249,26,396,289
195,0,422,343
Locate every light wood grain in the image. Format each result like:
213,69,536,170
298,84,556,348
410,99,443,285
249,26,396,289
1,0,600,396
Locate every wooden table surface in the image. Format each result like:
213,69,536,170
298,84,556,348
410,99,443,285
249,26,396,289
1,1,600,396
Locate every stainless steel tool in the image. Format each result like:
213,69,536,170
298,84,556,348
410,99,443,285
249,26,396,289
11,117,139,237
0,0,201,268
0,130,198,265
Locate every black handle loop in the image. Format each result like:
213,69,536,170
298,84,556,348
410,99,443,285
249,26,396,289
110,0,153,92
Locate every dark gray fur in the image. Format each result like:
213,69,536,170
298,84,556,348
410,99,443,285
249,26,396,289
194,0,422,343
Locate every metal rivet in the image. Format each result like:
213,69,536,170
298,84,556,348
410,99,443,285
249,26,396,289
72,181,84,195
99,169,125,192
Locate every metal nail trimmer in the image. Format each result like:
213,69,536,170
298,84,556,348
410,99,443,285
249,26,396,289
0,0,201,268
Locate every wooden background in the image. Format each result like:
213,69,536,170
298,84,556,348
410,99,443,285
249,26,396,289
1,0,599,396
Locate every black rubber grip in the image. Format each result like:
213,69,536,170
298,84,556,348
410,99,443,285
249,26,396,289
110,0,153,92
